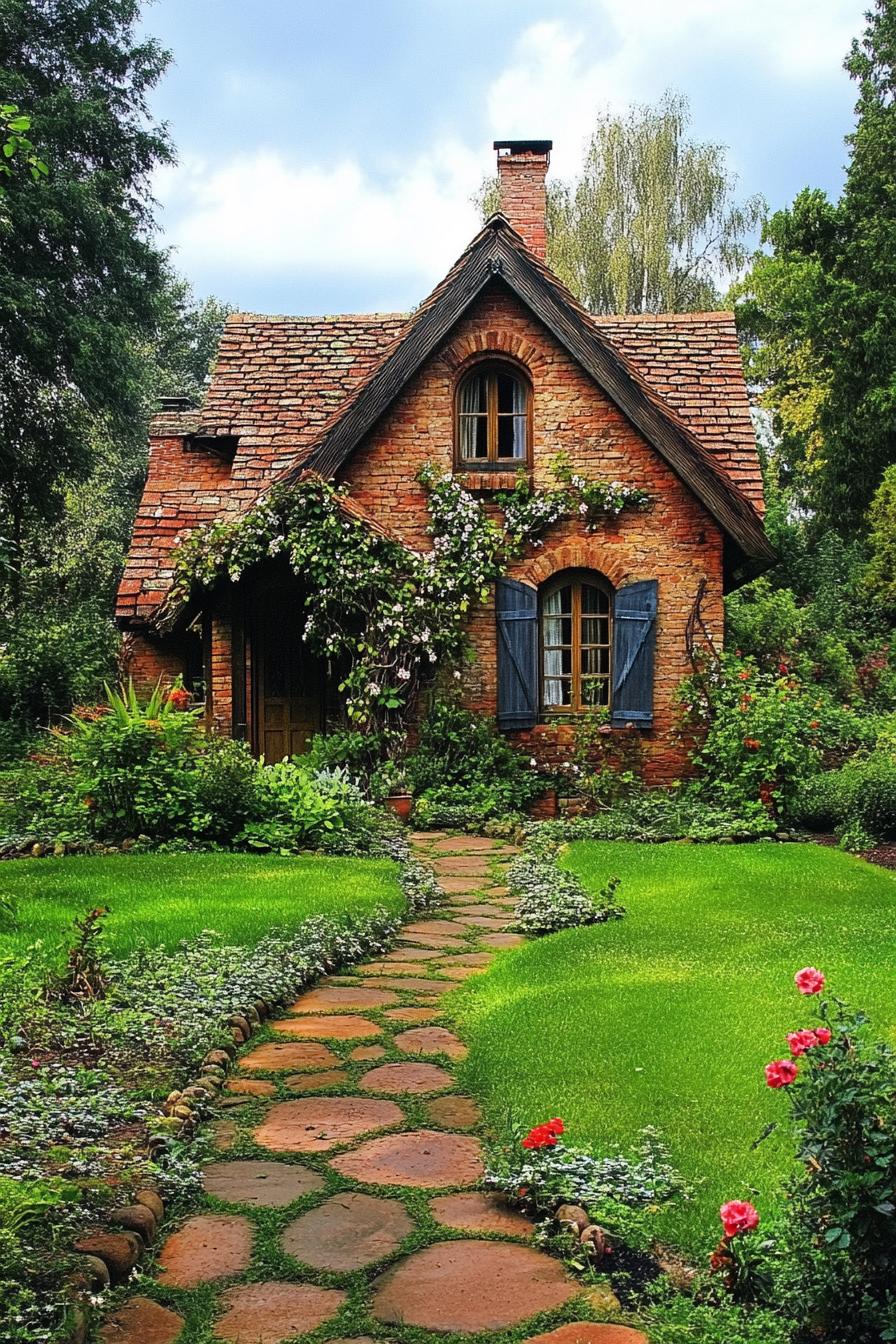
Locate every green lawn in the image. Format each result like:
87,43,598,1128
451,841,896,1256
0,850,402,968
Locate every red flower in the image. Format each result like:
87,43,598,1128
787,1029,819,1058
765,1058,799,1088
521,1118,564,1150
809,719,820,730
743,737,761,751
738,670,751,681
778,661,789,675
795,967,825,996
814,1026,832,1046
168,686,192,711
720,1200,760,1238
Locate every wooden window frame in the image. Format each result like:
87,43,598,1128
540,570,614,715
454,361,532,470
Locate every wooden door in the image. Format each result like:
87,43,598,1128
253,588,323,760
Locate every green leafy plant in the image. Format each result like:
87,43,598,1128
510,846,623,935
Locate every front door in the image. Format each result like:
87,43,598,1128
252,585,323,760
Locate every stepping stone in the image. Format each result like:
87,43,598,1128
438,965,483,981
404,919,471,937
225,1077,276,1097
254,1097,403,1153
288,985,399,1012
385,1006,441,1023
424,1095,481,1129
394,1026,467,1060
432,857,493,876
349,1044,387,1061
269,1014,381,1040
453,915,509,930
372,977,456,994
241,1041,339,1071
447,903,507,918
157,1214,252,1288
481,932,526,949
399,933,465,950
431,835,501,852
330,1129,483,1189
357,961,431,977
438,876,489,894
99,1297,184,1344
384,946,443,961
213,1282,346,1343
429,1192,535,1238
202,1160,325,1208
211,1119,238,1151
371,1239,578,1331
360,1061,454,1094
410,830,443,841
284,1069,349,1091
282,1191,413,1270
524,1328,648,1344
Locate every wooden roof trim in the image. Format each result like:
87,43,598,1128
299,219,771,562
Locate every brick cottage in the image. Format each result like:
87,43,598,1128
117,141,772,783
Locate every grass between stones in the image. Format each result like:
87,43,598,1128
108,836,642,1344
449,839,896,1257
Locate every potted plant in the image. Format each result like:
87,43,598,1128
373,760,413,822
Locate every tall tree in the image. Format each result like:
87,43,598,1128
737,0,896,532
0,0,172,591
479,92,764,314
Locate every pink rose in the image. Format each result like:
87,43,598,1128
814,1026,832,1046
720,1200,760,1238
795,967,825,995
765,1058,798,1088
787,1029,819,1057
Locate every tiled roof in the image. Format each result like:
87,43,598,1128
117,236,765,624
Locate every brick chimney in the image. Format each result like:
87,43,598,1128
494,139,552,260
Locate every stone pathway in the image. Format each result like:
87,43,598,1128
100,834,646,1344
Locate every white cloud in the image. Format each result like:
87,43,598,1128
154,140,482,305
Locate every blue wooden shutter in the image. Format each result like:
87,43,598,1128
611,580,658,726
496,578,538,730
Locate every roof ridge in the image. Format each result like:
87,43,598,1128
223,311,410,324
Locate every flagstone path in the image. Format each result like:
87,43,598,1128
99,833,647,1344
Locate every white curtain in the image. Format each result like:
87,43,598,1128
542,587,565,705
510,375,526,458
459,373,484,458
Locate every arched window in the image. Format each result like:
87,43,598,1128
455,363,530,467
541,571,613,712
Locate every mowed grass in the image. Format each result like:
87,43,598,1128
451,841,896,1256
0,851,403,969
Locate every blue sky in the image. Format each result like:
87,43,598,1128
143,0,866,316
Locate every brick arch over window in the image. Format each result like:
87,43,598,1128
438,329,548,377
514,541,631,591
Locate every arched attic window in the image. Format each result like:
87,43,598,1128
455,362,531,468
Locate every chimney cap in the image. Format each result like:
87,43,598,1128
158,394,195,412
494,139,553,156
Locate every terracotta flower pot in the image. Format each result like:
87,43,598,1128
385,793,413,822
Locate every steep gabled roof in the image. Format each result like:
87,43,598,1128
286,216,770,563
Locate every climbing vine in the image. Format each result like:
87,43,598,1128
168,462,649,730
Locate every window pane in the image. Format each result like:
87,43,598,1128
543,616,571,646
544,678,572,707
581,584,609,614
496,371,525,414
460,372,487,414
459,415,488,459
582,616,609,646
544,586,572,616
582,678,609,706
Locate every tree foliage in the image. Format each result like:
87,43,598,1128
478,92,764,314
0,0,172,553
736,0,896,532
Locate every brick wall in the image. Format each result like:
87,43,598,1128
496,146,550,259
342,281,725,782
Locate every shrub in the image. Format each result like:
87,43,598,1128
557,707,646,810
532,789,776,844
192,737,260,841
407,695,544,817
792,750,896,843
761,972,896,1341
304,729,387,785
65,681,203,840
413,782,516,829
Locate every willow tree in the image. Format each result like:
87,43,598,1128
481,92,764,314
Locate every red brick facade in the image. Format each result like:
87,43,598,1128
118,143,765,782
